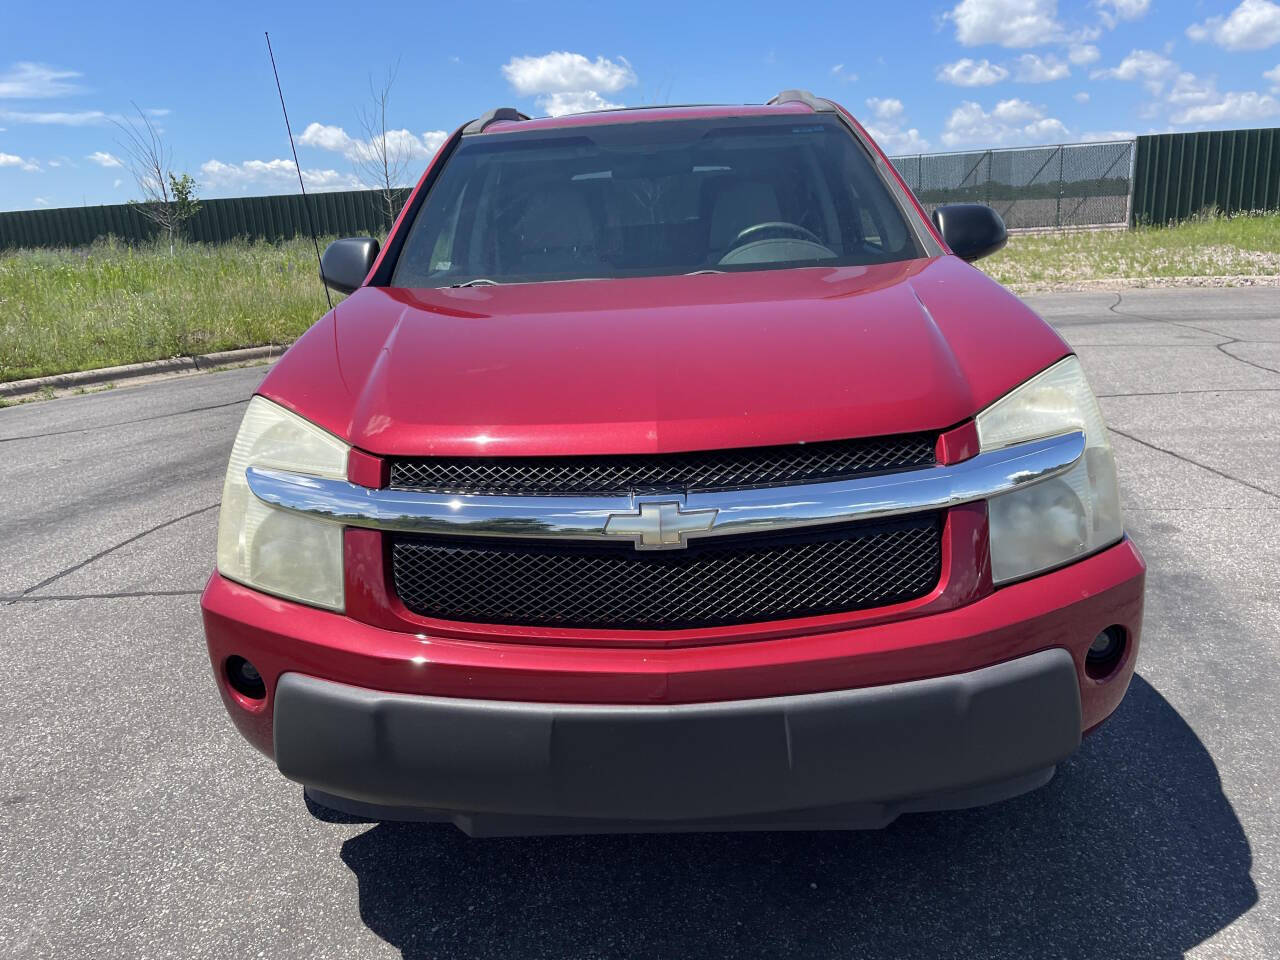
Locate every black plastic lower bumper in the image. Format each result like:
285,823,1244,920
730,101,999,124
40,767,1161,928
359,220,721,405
274,647,1082,832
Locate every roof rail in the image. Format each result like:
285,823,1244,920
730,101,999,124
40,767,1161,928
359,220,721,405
463,107,530,135
766,89,835,113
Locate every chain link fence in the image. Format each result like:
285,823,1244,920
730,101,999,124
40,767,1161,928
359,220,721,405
890,140,1135,230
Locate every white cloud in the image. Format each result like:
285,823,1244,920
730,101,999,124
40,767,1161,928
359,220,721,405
1267,64,1280,91
0,151,41,171
866,123,931,154
0,62,83,99
1127,57,1273,125
298,122,350,152
1014,54,1071,82
538,91,624,117
1074,90,1091,102
112,178,122,189
298,122,449,170
199,157,362,194
1092,49,1176,93
937,58,1009,86
86,150,122,168
1188,0,1280,51
351,128,438,167
866,97,904,120
946,0,1063,47
0,109,115,126
830,63,859,82
941,98,1069,147
501,52,635,95
1167,72,1218,107
1080,129,1137,141
862,100,929,153
1171,90,1280,125
33,196,49,206
1067,43,1101,65
1098,0,1150,27
500,51,637,118
1070,23,1104,43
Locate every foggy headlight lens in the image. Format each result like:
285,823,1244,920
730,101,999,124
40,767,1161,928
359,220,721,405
216,396,349,610
978,356,1122,584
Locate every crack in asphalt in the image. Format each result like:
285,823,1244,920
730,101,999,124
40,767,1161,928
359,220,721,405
5,503,220,605
1107,292,1280,376
1216,342,1280,374
1096,387,1280,398
1109,427,1280,503
0,398,249,444
0,589,204,603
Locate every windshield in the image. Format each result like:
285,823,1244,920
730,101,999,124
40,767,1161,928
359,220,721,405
390,115,925,287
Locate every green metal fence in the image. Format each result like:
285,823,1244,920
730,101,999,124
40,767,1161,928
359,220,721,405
0,186,411,250
1131,127,1280,225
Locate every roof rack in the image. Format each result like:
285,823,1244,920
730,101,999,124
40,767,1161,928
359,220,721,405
766,89,835,113
463,107,530,135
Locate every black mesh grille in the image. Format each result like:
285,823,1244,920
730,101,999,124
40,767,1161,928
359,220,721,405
390,515,942,629
388,433,936,495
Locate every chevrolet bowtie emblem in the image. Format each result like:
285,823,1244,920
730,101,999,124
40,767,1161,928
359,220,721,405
603,501,718,550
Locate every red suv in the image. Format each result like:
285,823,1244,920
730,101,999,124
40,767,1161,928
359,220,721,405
202,91,1144,835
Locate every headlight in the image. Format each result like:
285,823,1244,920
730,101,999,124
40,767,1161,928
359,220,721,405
216,396,349,610
977,356,1122,584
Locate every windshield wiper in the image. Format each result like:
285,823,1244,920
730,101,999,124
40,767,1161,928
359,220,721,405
684,269,724,276
449,278,502,288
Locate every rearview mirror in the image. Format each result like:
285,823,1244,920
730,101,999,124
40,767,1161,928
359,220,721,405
931,204,1008,262
320,237,380,294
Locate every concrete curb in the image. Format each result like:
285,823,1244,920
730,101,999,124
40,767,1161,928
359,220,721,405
0,344,288,400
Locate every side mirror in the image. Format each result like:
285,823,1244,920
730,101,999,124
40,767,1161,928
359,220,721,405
931,204,1008,262
320,237,380,294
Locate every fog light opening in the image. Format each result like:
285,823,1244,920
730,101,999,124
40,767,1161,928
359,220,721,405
1085,626,1127,680
226,656,266,701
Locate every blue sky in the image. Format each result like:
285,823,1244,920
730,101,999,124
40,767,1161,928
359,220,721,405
2,0,1279,211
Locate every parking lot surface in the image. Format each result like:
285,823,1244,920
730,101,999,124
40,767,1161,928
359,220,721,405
1,287,1277,959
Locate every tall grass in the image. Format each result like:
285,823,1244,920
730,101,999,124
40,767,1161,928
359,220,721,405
981,210,1280,289
0,237,334,382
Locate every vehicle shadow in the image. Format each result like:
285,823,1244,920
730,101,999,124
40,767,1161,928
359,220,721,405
333,675,1256,959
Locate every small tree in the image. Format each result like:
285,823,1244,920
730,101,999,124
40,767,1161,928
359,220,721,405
354,62,412,232
168,172,201,233
115,105,201,253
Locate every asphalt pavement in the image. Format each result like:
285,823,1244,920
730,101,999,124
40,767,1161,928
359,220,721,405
1,286,1277,959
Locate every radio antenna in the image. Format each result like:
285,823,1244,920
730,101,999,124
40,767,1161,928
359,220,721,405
265,31,332,310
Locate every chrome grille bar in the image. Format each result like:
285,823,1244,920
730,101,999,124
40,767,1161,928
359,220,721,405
244,431,1084,547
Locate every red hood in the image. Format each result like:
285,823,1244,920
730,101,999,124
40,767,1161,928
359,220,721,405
259,256,1068,457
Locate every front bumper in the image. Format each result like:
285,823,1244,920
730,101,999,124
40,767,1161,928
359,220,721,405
202,537,1144,828
279,648,1080,831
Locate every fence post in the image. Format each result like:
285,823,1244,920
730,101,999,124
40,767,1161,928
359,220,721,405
1055,146,1064,229
1125,139,1136,228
